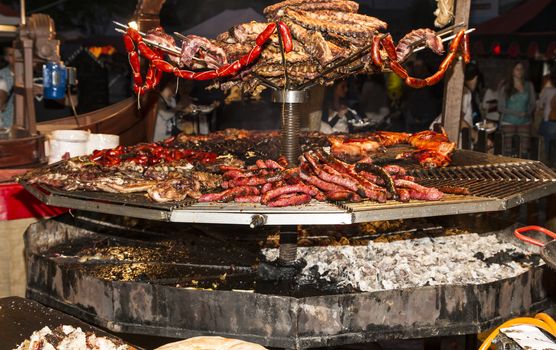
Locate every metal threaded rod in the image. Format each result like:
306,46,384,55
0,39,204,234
279,228,298,262
272,90,307,167
281,102,302,167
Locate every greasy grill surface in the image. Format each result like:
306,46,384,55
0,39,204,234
412,159,556,198
21,150,556,225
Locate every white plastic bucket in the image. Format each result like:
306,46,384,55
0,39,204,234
47,130,90,164
87,133,120,154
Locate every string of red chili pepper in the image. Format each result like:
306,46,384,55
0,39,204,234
123,21,293,95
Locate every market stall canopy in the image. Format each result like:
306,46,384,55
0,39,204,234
471,0,556,59
182,8,265,39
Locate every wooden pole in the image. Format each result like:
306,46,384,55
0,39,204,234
134,0,166,142
441,0,471,143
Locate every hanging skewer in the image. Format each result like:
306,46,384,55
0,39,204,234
412,28,475,54
115,28,181,56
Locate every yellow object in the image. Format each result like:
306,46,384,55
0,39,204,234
386,73,403,103
478,313,556,350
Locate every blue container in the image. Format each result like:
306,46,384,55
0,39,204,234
43,61,67,100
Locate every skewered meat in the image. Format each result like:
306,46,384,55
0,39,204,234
123,0,471,95
264,0,360,17
179,35,228,69
396,29,444,62
282,8,372,37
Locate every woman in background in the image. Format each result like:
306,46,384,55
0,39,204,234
320,80,368,134
497,62,536,156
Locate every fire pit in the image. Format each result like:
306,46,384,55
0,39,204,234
25,213,556,349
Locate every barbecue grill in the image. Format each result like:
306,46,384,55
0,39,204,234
21,150,556,226
19,17,556,349
21,146,556,349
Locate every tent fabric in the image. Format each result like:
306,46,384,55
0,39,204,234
0,4,19,31
0,4,17,17
474,0,552,35
183,8,265,39
471,0,555,58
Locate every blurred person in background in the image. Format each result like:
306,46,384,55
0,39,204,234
460,62,482,143
319,80,368,134
0,47,15,128
537,66,556,160
359,74,390,128
403,58,441,132
497,62,536,156
153,75,178,142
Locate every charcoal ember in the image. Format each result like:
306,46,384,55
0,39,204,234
257,257,307,281
263,233,542,292
474,249,541,267
256,257,307,296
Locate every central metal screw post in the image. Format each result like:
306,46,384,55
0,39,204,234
279,225,298,262
272,90,307,167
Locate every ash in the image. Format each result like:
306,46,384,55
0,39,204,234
263,233,541,292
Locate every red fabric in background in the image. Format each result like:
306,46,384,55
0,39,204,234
0,183,67,221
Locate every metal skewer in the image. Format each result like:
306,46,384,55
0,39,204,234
173,32,190,41
406,22,465,49
113,21,184,56
115,28,181,56
412,28,475,54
